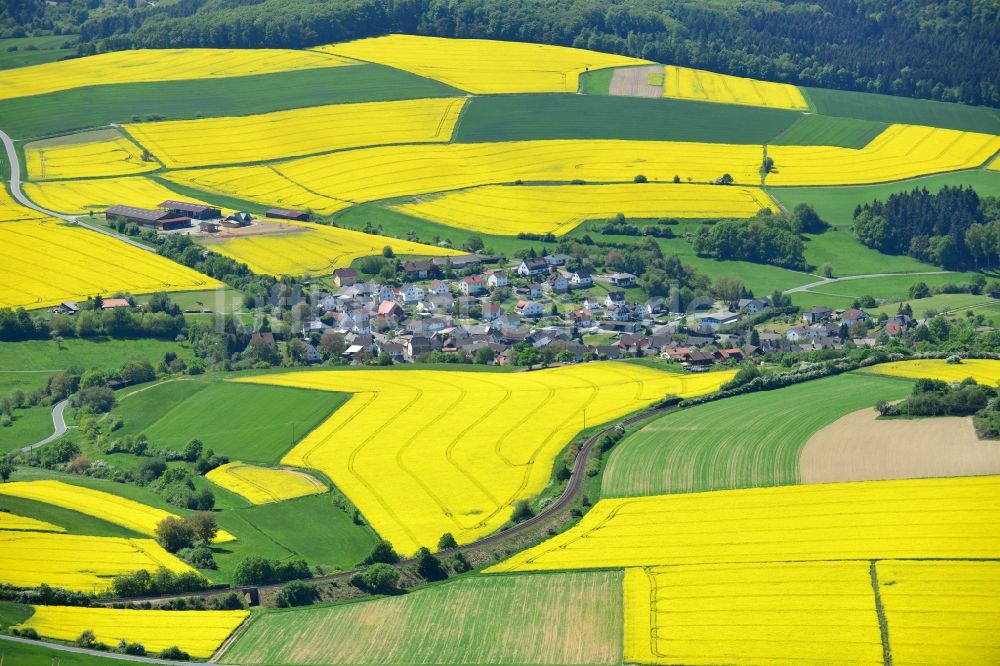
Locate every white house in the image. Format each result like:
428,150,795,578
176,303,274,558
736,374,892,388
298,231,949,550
459,275,486,296
400,284,425,303
517,258,548,276
604,292,626,308
608,272,637,287
569,268,593,288
515,300,544,318
485,270,508,289
545,273,569,294
427,280,450,296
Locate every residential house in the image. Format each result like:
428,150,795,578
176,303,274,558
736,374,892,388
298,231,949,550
427,293,455,313
515,300,544,318
802,306,832,323
593,344,623,360
406,336,440,360
607,305,633,322
300,343,322,364
485,270,508,289
604,292,626,308
569,268,593,289
101,298,131,310
545,273,569,294
840,308,869,327
571,308,594,328
619,334,650,355
737,297,769,313
608,272,637,287
497,313,521,331
582,294,602,310
527,283,544,299
377,341,406,362
544,254,569,267
400,284,425,304
517,258,548,276
481,302,503,321
644,298,666,317
377,300,405,319
402,259,434,279
434,254,484,270
459,275,486,296
427,279,450,296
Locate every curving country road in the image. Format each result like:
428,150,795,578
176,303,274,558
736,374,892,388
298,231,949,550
784,270,956,294
18,398,70,453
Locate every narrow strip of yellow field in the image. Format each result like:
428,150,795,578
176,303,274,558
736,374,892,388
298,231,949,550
126,97,468,169
234,363,733,555
26,132,157,180
202,219,461,276
862,358,1000,386
392,183,777,236
0,511,64,533
317,34,648,94
877,560,1000,666
767,124,1000,186
15,606,249,658
0,480,234,542
663,65,808,111
22,175,219,215
0,532,193,592
0,48,354,101
206,462,326,504
486,475,1000,572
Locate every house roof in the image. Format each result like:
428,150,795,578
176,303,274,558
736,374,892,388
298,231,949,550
158,200,217,214
101,298,131,309
333,268,357,278
106,205,172,222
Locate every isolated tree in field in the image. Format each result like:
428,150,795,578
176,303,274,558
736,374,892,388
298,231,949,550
362,563,400,594
232,555,277,586
156,517,195,553
437,532,458,549
382,245,394,258
0,461,14,482
415,547,448,581
822,262,833,278
188,512,218,543
362,540,400,565
718,173,734,185
633,174,647,183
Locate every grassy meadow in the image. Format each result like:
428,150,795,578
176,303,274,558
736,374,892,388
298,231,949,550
769,114,887,148
790,272,980,309
601,373,912,498
0,35,77,71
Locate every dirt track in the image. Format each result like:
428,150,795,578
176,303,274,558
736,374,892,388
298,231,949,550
800,407,1000,483
609,65,663,98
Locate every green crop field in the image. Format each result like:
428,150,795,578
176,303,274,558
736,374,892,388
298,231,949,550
220,571,623,665
803,86,1000,134
0,639,129,665
601,373,912,498
790,272,980,309
0,601,32,627
0,35,77,71
108,379,348,464
578,66,616,94
769,114,887,149
0,64,462,140
769,170,1000,230
453,94,798,144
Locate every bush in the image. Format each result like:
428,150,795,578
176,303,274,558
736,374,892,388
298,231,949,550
71,386,117,414
361,564,400,594
510,500,534,523
415,547,448,581
158,646,190,661
274,580,318,608
437,532,458,550
232,555,276,586
77,629,97,648
211,592,245,610
12,627,39,639
450,551,472,573
361,540,400,565
155,516,196,553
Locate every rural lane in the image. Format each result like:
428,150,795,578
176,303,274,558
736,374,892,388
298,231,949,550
18,398,70,453
0,633,181,664
0,128,155,250
783,271,955,294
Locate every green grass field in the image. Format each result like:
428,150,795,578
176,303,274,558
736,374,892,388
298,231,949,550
802,227,940,277
0,35,77,71
867,292,995,318
0,404,54,453
790,272,980,309
769,171,1000,230
109,378,348,464
0,601,32,627
453,94,798,144
578,67,615,94
220,571,623,665
0,64,463,140
803,86,1000,134
769,114,887,148
0,639,128,665
601,373,912,498
0,338,193,372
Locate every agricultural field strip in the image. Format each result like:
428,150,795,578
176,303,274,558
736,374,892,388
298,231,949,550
486,475,1000,572
202,219,462,276
21,175,221,215
234,364,734,555
0,531,194,592
662,65,809,111
862,358,1000,386
15,606,250,658
205,462,326,505
317,34,648,94
124,97,468,169
0,48,355,101
25,132,156,180
391,183,778,236
0,480,235,542
0,510,65,532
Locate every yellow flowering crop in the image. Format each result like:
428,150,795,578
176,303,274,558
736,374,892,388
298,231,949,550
0,481,233,542
624,563,883,665
15,606,249,658
661,65,808,110
988,156,1000,171
126,98,467,169
392,183,777,236
767,124,1000,186
317,34,648,94
0,532,193,592
206,462,326,504
235,363,733,555
863,358,1000,386
24,175,220,215
0,511,64,533
0,48,354,101
877,560,1000,666
487,475,1000,572
25,131,157,180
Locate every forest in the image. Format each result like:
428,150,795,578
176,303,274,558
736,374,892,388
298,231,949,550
3,0,1000,109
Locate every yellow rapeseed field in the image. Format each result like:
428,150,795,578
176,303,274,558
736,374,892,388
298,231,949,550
0,48,354,101
235,363,733,555
487,475,1000,572
317,34,648,94
863,358,1000,386
988,156,1000,171
25,131,157,180
0,531,193,592
624,563,883,665
0,481,234,542
662,65,809,111
392,183,777,236
767,124,1000,186
201,219,460,276
206,462,326,504
877,560,1000,666
23,175,218,215
0,511,64,533
16,606,249,658
125,98,467,169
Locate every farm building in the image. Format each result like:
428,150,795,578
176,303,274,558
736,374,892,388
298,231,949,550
105,205,191,231
265,208,310,222
224,211,253,228
158,200,222,220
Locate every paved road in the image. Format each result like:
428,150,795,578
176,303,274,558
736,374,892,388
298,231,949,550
19,398,69,453
0,633,180,664
1,128,155,251
784,271,956,294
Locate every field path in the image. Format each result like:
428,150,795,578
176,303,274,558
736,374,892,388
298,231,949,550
784,270,955,294
18,398,69,452
0,127,155,251
0,633,180,664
